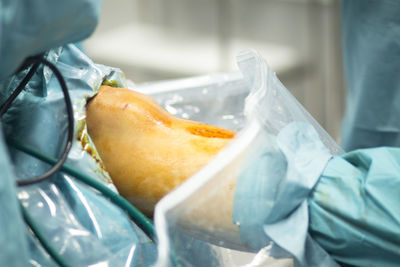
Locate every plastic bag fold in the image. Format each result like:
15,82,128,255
151,50,343,266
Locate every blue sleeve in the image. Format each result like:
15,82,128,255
309,147,400,267
341,0,400,150
0,0,102,79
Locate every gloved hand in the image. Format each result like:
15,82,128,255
0,0,102,79
233,121,338,267
230,50,341,266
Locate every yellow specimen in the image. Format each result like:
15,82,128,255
85,85,235,216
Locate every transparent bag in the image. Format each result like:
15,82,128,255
134,50,343,266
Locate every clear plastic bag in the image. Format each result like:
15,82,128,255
138,50,343,266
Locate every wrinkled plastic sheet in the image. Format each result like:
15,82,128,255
0,44,157,266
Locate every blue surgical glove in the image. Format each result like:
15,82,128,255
0,0,102,79
233,122,338,267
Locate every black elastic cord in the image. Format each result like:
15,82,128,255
0,55,74,186
0,63,40,116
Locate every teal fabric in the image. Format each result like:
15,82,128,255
0,1,103,265
0,44,157,266
0,128,29,267
0,0,102,79
309,148,400,267
233,122,338,267
341,0,400,151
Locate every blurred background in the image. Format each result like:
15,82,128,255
84,0,345,141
